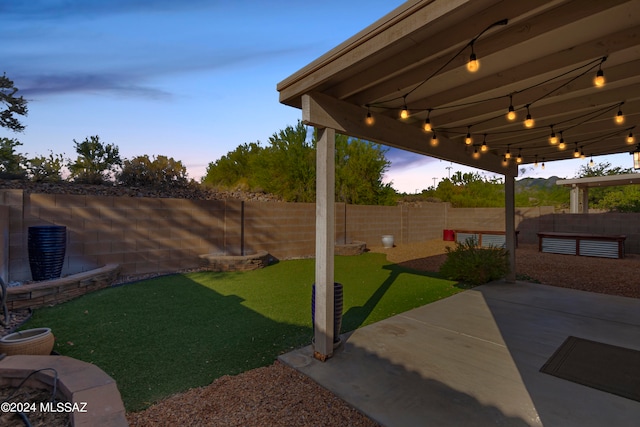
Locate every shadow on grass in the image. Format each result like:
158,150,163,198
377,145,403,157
23,274,312,412
342,262,456,333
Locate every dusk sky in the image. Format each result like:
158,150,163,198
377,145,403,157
2,0,634,193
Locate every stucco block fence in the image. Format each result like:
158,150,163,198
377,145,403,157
2,189,639,289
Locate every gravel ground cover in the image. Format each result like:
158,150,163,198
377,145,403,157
126,239,639,426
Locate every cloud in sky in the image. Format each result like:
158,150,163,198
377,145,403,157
385,147,437,169
4,1,316,100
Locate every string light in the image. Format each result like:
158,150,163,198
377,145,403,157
502,156,508,166
365,106,374,126
472,146,480,159
423,110,432,132
580,148,586,159
541,158,546,170
594,69,605,87
399,95,410,119
627,132,635,144
558,132,566,150
615,108,624,124
430,132,438,147
465,127,473,145
589,156,594,167
481,134,488,152
516,149,523,164
505,145,511,159
549,126,558,145
506,94,516,121
467,43,479,73
534,155,539,167
573,143,580,158
524,105,534,128
465,19,508,73
594,57,606,87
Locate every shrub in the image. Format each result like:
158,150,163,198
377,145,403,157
68,135,121,184
118,155,189,188
439,237,509,286
0,137,27,179
27,152,64,182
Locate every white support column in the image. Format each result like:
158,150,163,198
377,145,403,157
505,174,517,283
570,184,580,213
314,126,335,361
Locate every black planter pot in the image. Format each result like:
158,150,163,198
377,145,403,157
28,225,67,281
311,282,343,344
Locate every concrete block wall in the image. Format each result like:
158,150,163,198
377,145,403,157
446,207,506,232
405,204,448,243
4,191,232,281
514,206,556,244
243,201,316,260
346,205,403,247
3,188,638,282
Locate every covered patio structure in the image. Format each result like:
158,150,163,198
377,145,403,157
277,0,640,359
557,173,640,213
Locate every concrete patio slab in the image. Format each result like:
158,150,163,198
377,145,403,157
280,281,640,427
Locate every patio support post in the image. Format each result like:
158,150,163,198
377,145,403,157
505,173,517,282
581,187,589,213
570,184,580,213
314,126,335,361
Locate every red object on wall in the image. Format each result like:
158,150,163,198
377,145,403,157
443,229,455,241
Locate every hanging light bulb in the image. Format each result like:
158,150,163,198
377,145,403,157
558,132,566,150
502,156,508,166
594,57,606,87
472,146,480,159
465,131,473,146
615,109,624,124
589,156,594,167
400,105,409,120
549,126,558,145
594,69,605,87
467,44,479,73
365,108,374,126
627,132,635,144
400,95,409,119
580,148,586,159
423,118,432,132
430,132,438,147
505,145,511,159
516,150,523,164
534,155,539,167
524,105,534,128
481,134,488,152
541,158,546,170
573,144,580,158
506,95,516,121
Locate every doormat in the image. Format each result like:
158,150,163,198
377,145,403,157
540,336,640,402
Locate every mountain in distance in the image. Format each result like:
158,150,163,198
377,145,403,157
515,176,562,192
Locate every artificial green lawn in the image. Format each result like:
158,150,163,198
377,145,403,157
22,253,460,412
